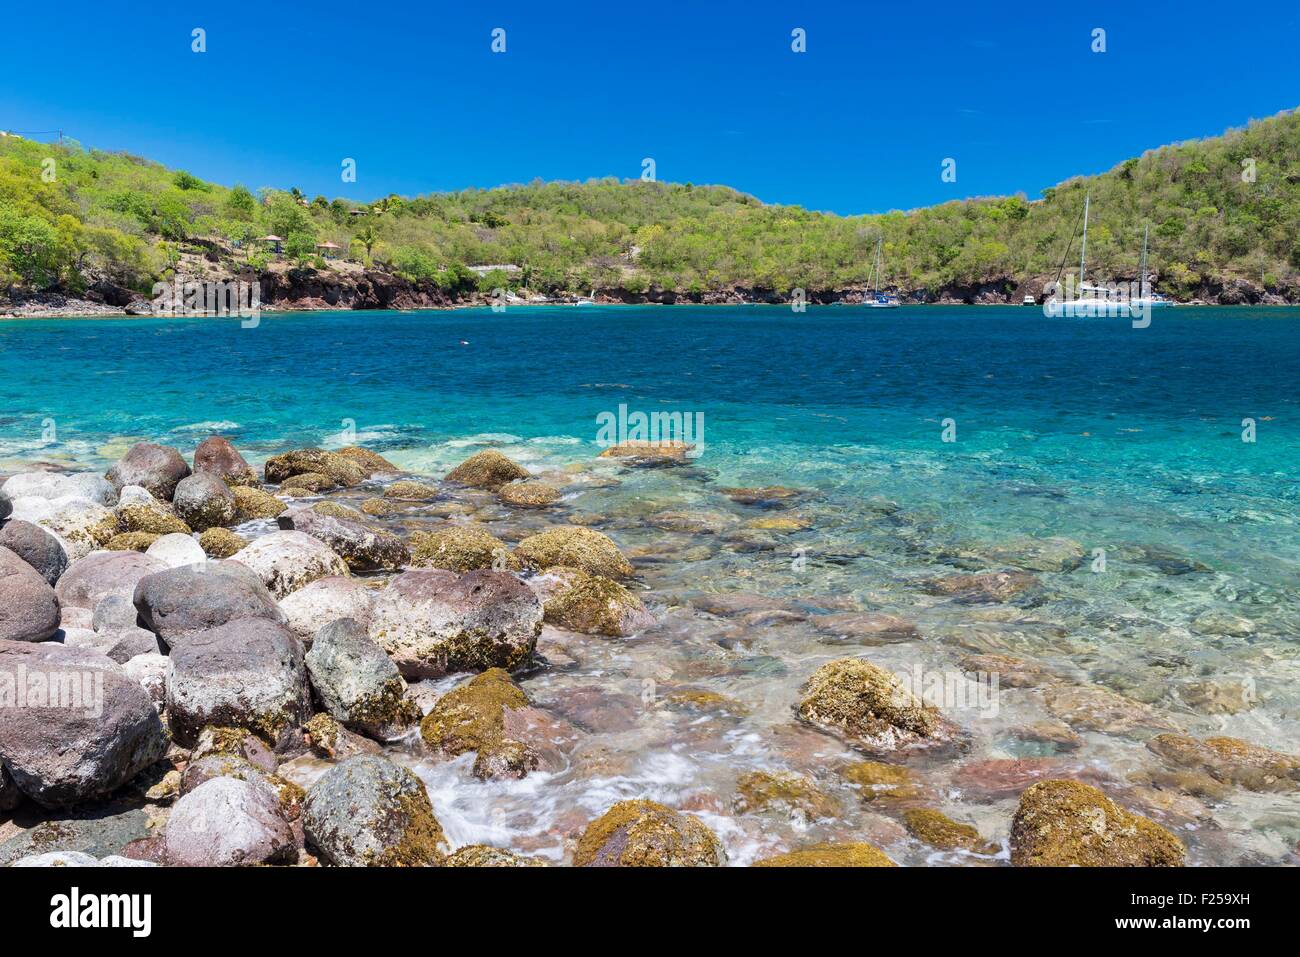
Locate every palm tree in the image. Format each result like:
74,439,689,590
355,224,378,260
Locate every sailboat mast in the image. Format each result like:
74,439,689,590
1140,223,1149,298
1079,193,1090,287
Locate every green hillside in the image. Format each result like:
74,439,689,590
2,107,1299,302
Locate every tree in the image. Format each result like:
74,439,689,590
354,223,378,260
225,185,257,221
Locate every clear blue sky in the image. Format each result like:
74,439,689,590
3,0,1297,215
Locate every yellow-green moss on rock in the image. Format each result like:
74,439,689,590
280,472,334,493
445,449,529,489
513,526,634,578
542,568,653,636
264,448,365,487
105,531,159,551
335,446,401,475
574,799,725,867
498,480,561,508
419,668,537,780
117,502,191,535
360,497,404,516
903,808,998,853
1146,733,1299,793
1010,779,1185,867
754,842,896,867
383,480,441,501
199,527,246,558
733,770,838,821
444,844,547,867
409,525,517,573
797,658,959,754
231,485,286,520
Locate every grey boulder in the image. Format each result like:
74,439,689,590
0,519,69,585
172,473,237,531
164,777,296,866
105,442,191,500
0,640,167,808
306,618,415,740
278,507,410,572
0,546,60,642
55,550,166,610
133,560,283,649
165,617,311,747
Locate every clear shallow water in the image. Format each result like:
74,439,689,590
2,304,1298,864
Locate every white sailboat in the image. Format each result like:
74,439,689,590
1050,193,1173,317
1131,223,1175,310
865,237,899,308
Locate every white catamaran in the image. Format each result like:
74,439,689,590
865,237,899,308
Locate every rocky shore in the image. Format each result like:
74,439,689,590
1,434,1295,867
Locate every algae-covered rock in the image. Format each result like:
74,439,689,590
1043,684,1178,737
302,754,446,866
797,657,960,754
383,480,441,501
117,501,191,536
733,770,837,821
597,441,693,466
754,842,896,867
419,668,539,779
1010,779,1185,867
745,515,812,532
903,808,997,853
370,568,542,677
264,448,365,488
280,472,334,494
513,526,634,578
231,485,286,521
661,688,750,717
498,480,561,508
444,845,547,867
574,799,725,867
1145,733,1299,793
40,498,120,559
841,760,924,802
445,449,529,489
105,532,160,552
923,569,1039,603
408,525,513,574
541,568,654,637
335,446,401,475
361,497,404,516
199,527,247,558
982,536,1086,572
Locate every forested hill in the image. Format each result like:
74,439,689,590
2,107,1299,306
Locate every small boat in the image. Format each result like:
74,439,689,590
1023,294,1036,305
574,291,597,306
865,238,899,308
1131,224,1176,310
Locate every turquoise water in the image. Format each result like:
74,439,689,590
2,304,1298,863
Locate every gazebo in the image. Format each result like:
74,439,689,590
315,241,342,260
258,235,284,254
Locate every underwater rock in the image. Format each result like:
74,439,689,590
541,567,654,637
498,480,561,508
1010,779,1185,867
812,611,919,644
982,536,1085,572
797,657,961,755
923,569,1039,603
732,770,838,822
574,799,725,867
1043,684,1179,737
903,808,998,853
1146,734,1299,793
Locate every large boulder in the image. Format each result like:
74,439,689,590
231,485,286,521
165,618,311,747
105,442,191,500
278,575,376,641
335,446,400,475
0,546,60,641
0,640,167,808
133,560,283,649
229,530,349,599
498,480,561,508
55,550,166,610
164,777,296,866
513,526,634,578
574,799,725,867
444,449,528,489
408,525,514,574
1010,780,1185,866
369,568,542,678
263,449,365,488
0,520,68,585
199,527,247,559
192,436,258,487
306,618,417,740
796,657,961,755
2,472,116,506
0,488,10,521
116,500,191,536
278,507,409,572
172,473,238,531
302,755,446,866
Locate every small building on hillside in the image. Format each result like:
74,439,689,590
316,241,342,260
